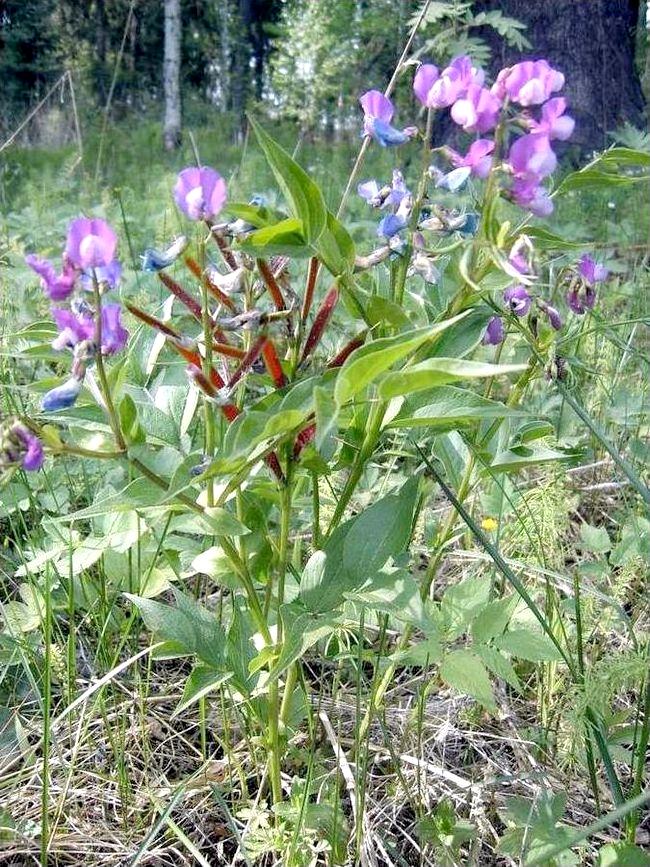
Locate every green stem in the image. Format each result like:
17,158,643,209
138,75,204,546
326,397,387,536
268,456,294,809
199,236,216,507
92,274,125,451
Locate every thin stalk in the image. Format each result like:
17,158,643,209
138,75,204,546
267,456,294,809
40,564,53,866
574,571,601,813
199,235,216,507
626,644,650,839
92,273,125,451
326,396,387,536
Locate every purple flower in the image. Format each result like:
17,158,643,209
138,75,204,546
504,285,532,316
567,255,608,314
358,179,381,203
528,97,575,141
51,308,95,351
79,259,122,291
509,235,535,275
493,60,565,106
509,177,554,217
377,214,407,238
508,133,557,179
42,377,83,412
567,284,596,315
578,255,609,284
26,254,77,301
66,218,118,270
450,84,502,133
174,167,227,221
414,56,484,109
101,304,128,355
11,424,44,471
483,315,505,345
360,90,417,147
448,139,495,179
538,299,563,330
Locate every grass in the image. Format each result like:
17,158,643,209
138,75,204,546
1,110,649,866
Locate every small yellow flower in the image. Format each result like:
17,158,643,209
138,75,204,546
481,516,498,532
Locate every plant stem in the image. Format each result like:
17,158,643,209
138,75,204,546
199,235,216,507
267,455,294,809
92,274,126,451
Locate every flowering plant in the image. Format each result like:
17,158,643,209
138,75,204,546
6,42,650,860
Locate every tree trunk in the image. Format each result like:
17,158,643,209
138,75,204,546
163,0,182,151
231,0,253,137
474,0,646,152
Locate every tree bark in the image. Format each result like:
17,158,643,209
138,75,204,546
474,0,646,152
163,0,182,150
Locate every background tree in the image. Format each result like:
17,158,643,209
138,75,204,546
472,0,646,151
163,0,182,149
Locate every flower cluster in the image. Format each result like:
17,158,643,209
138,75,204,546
359,54,574,219
26,218,128,411
483,241,609,346
0,419,44,473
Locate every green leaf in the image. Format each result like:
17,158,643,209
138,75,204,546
441,575,491,640
388,386,527,431
173,664,232,716
495,629,563,662
580,523,612,554
489,443,577,473
223,200,286,228
268,603,339,682
342,476,419,583
440,650,496,711
475,644,522,692
314,385,338,454
345,570,431,630
598,843,650,867
300,477,420,613
334,312,471,406
471,595,517,643
523,227,588,251
248,116,327,244
316,211,355,276
238,217,311,257
379,358,527,399
125,588,226,668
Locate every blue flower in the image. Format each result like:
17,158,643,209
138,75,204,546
377,214,407,239
141,236,188,272
42,378,82,412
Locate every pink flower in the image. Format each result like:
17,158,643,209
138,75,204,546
578,254,609,284
528,97,575,141
508,133,557,179
448,139,495,179
51,308,95,351
493,59,565,106
100,304,128,355
510,178,554,217
65,218,117,270
450,84,501,133
174,167,227,221
413,55,484,109
26,254,77,301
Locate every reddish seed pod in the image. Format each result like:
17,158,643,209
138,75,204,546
293,422,316,459
208,224,238,269
228,335,267,389
326,330,368,369
125,303,181,339
184,255,236,312
300,285,339,365
256,258,286,310
187,364,218,398
261,339,286,388
301,257,320,322
158,272,202,320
